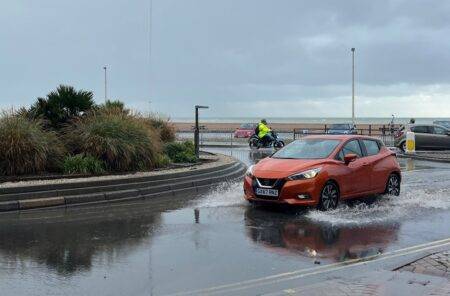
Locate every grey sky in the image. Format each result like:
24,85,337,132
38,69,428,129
1,0,450,118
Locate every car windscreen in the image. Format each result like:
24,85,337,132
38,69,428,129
434,121,450,128
330,124,350,130
272,139,341,159
240,123,255,129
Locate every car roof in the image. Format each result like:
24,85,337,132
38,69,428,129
410,123,449,129
301,135,376,141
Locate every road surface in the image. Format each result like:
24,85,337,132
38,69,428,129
0,148,449,295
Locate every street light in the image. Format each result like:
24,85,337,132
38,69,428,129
103,66,108,102
194,105,209,159
351,48,355,125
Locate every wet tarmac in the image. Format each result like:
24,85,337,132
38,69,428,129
1,148,450,295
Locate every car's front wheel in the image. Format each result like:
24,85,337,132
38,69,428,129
385,173,401,196
318,182,339,211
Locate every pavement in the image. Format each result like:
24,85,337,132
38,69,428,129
397,250,450,279
399,151,450,163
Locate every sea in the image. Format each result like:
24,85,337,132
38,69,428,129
172,117,450,125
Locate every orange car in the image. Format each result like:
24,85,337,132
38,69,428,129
243,135,401,210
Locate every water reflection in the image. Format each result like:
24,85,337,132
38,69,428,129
248,149,273,164
0,205,161,276
244,207,399,262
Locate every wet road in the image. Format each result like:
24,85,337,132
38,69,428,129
1,148,450,295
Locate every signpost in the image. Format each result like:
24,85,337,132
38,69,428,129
194,105,209,159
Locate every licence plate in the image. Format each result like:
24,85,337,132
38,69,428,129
255,188,278,197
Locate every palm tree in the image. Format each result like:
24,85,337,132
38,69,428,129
30,85,95,129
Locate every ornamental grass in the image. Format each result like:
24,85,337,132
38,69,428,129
0,112,65,175
65,110,162,172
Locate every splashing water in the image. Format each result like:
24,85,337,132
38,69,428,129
307,187,450,226
194,181,246,208
193,179,450,226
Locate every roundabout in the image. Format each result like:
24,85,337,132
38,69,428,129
0,148,450,295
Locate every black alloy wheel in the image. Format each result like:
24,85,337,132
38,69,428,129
400,141,406,152
319,182,339,211
385,173,401,196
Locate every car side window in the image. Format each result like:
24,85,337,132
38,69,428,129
341,140,363,158
411,126,430,133
336,150,345,161
362,139,380,156
433,126,447,135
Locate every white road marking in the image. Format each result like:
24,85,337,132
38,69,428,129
167,237,450,296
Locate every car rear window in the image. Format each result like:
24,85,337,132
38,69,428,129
362,139,380,156
272,139,340,159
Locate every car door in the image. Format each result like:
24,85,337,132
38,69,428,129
337,140,372,197
361,139,384,191
410,125,433,149
431,125,450,149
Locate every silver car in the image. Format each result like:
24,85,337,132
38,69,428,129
394,124,450,151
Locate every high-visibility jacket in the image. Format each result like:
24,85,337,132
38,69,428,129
258,122,271,138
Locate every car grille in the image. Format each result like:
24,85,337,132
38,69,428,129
257,178,278,187
252,178,286,200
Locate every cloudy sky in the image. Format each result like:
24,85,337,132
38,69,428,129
1,0,450,118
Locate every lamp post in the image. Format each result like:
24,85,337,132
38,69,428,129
351,48,355,125
194,105,209,159
103,66,108,102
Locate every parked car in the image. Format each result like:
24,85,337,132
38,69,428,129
327,123,357,135
433,120,450,129
243,135,401,210
394,124,450,151
234,123,257,138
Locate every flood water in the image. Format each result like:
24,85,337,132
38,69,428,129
1,148,450,295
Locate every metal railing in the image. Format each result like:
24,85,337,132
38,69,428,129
177,124,400,148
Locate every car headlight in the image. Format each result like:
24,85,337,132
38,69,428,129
246,165,254,177
287,167,321,181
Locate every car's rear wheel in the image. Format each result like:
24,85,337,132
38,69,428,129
274,141,285,149
318,182,339,211
385,173,401,196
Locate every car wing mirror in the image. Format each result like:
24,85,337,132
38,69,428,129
344,153,357,165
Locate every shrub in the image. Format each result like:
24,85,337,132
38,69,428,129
65,111,161,171
154,154,172,168
0,113,65,175
62,154,105,175
164,141,196,163
98,100,130,115
143,116,176,143
29,85,95,129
